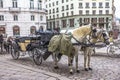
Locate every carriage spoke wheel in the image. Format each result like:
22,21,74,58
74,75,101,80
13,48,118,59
11,46,20,60
107,44,120,57
32,48,42,65
52,52,62,62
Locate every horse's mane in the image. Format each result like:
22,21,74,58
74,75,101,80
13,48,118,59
72,25,91,41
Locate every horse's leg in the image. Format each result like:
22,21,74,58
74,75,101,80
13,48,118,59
53,52,59,69
84,47,89,71
68,56,74,74
88,47,92,70
75,46,80,73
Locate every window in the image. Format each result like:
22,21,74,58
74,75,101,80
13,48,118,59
99,2,103,8
13,15,18,21
92,2,96,8
62,20,66,28
86,3,89,8
57,14,59,18
56,8,59,12
30,0,34,9
31,15,35,21
62,13,64,17
62,0,64,3
92,10,96,15
79,3,82,8
66,5,69,10
0,15,4,21
71,4,73,9
84,18,90,24
53,9,55,13
99,10,102,14
53,15,55,18
99,18,104,23
79,10,82,15
52,2,54,6
0,27,5,34
46,5,47,8
86,10,89,15
12,0,18,8
50,16,51,19
0,0,3,8
49,3,51,7
79,18,82,26
38,0,42,10
30,26,36,34
106,10,109,14
105,2,109,8
62,6,64,11
40,15,43,21
69,18,74,27
13,26,20,36
66,12,69,16
49,9,51,14
71,11,73,15
56,1,58,5
91,18,97,23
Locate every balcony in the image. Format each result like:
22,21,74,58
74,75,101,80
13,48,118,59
9,7,21,13
29,8,47,14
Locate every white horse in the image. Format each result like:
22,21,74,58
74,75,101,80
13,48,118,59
81,30,110,71
48,24,99,74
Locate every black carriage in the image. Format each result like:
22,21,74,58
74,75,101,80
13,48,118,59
10,30,61,65
10,35,41,59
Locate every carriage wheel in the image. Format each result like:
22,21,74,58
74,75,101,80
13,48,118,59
52,52,62,62
32,48,42,65
107,44,120,57
10,46,20,60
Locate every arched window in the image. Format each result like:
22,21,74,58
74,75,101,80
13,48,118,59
39,26,43,31
13,26,20,36
0,27,5,34
30,26,36,34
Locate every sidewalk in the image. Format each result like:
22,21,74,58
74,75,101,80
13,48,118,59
0,55,70,80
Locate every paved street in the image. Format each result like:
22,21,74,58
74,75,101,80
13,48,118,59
0,47,120,80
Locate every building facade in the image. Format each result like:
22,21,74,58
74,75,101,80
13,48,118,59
0,0,47,37
45,0,114,31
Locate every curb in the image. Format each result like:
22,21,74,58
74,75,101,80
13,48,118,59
1,60,71,80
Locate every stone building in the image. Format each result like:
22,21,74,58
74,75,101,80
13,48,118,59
0,0,47,37
45,0,115,31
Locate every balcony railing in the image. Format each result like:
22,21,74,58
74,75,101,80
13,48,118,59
29,8,47,13
9,7,21,12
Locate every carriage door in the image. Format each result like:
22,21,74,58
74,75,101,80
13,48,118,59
0,27,5,34
30,26,36,35
13,26,20,36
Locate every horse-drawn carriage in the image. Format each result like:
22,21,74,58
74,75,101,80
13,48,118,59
10,30,59,65
9,25,110,74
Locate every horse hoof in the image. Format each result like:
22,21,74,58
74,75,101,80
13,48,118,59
89,68,92,70
54,66,59,69
70,71,73,74
85,68,89,71
70,69,73,74
76,70,80,73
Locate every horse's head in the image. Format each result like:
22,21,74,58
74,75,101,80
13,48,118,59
94,30,110,45
101,31,110,45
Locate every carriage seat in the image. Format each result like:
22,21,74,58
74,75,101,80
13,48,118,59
16,37,31,51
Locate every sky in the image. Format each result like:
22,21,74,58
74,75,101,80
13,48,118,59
114,0,120,18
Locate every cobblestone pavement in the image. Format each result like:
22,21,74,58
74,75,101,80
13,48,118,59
1,47,120,80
